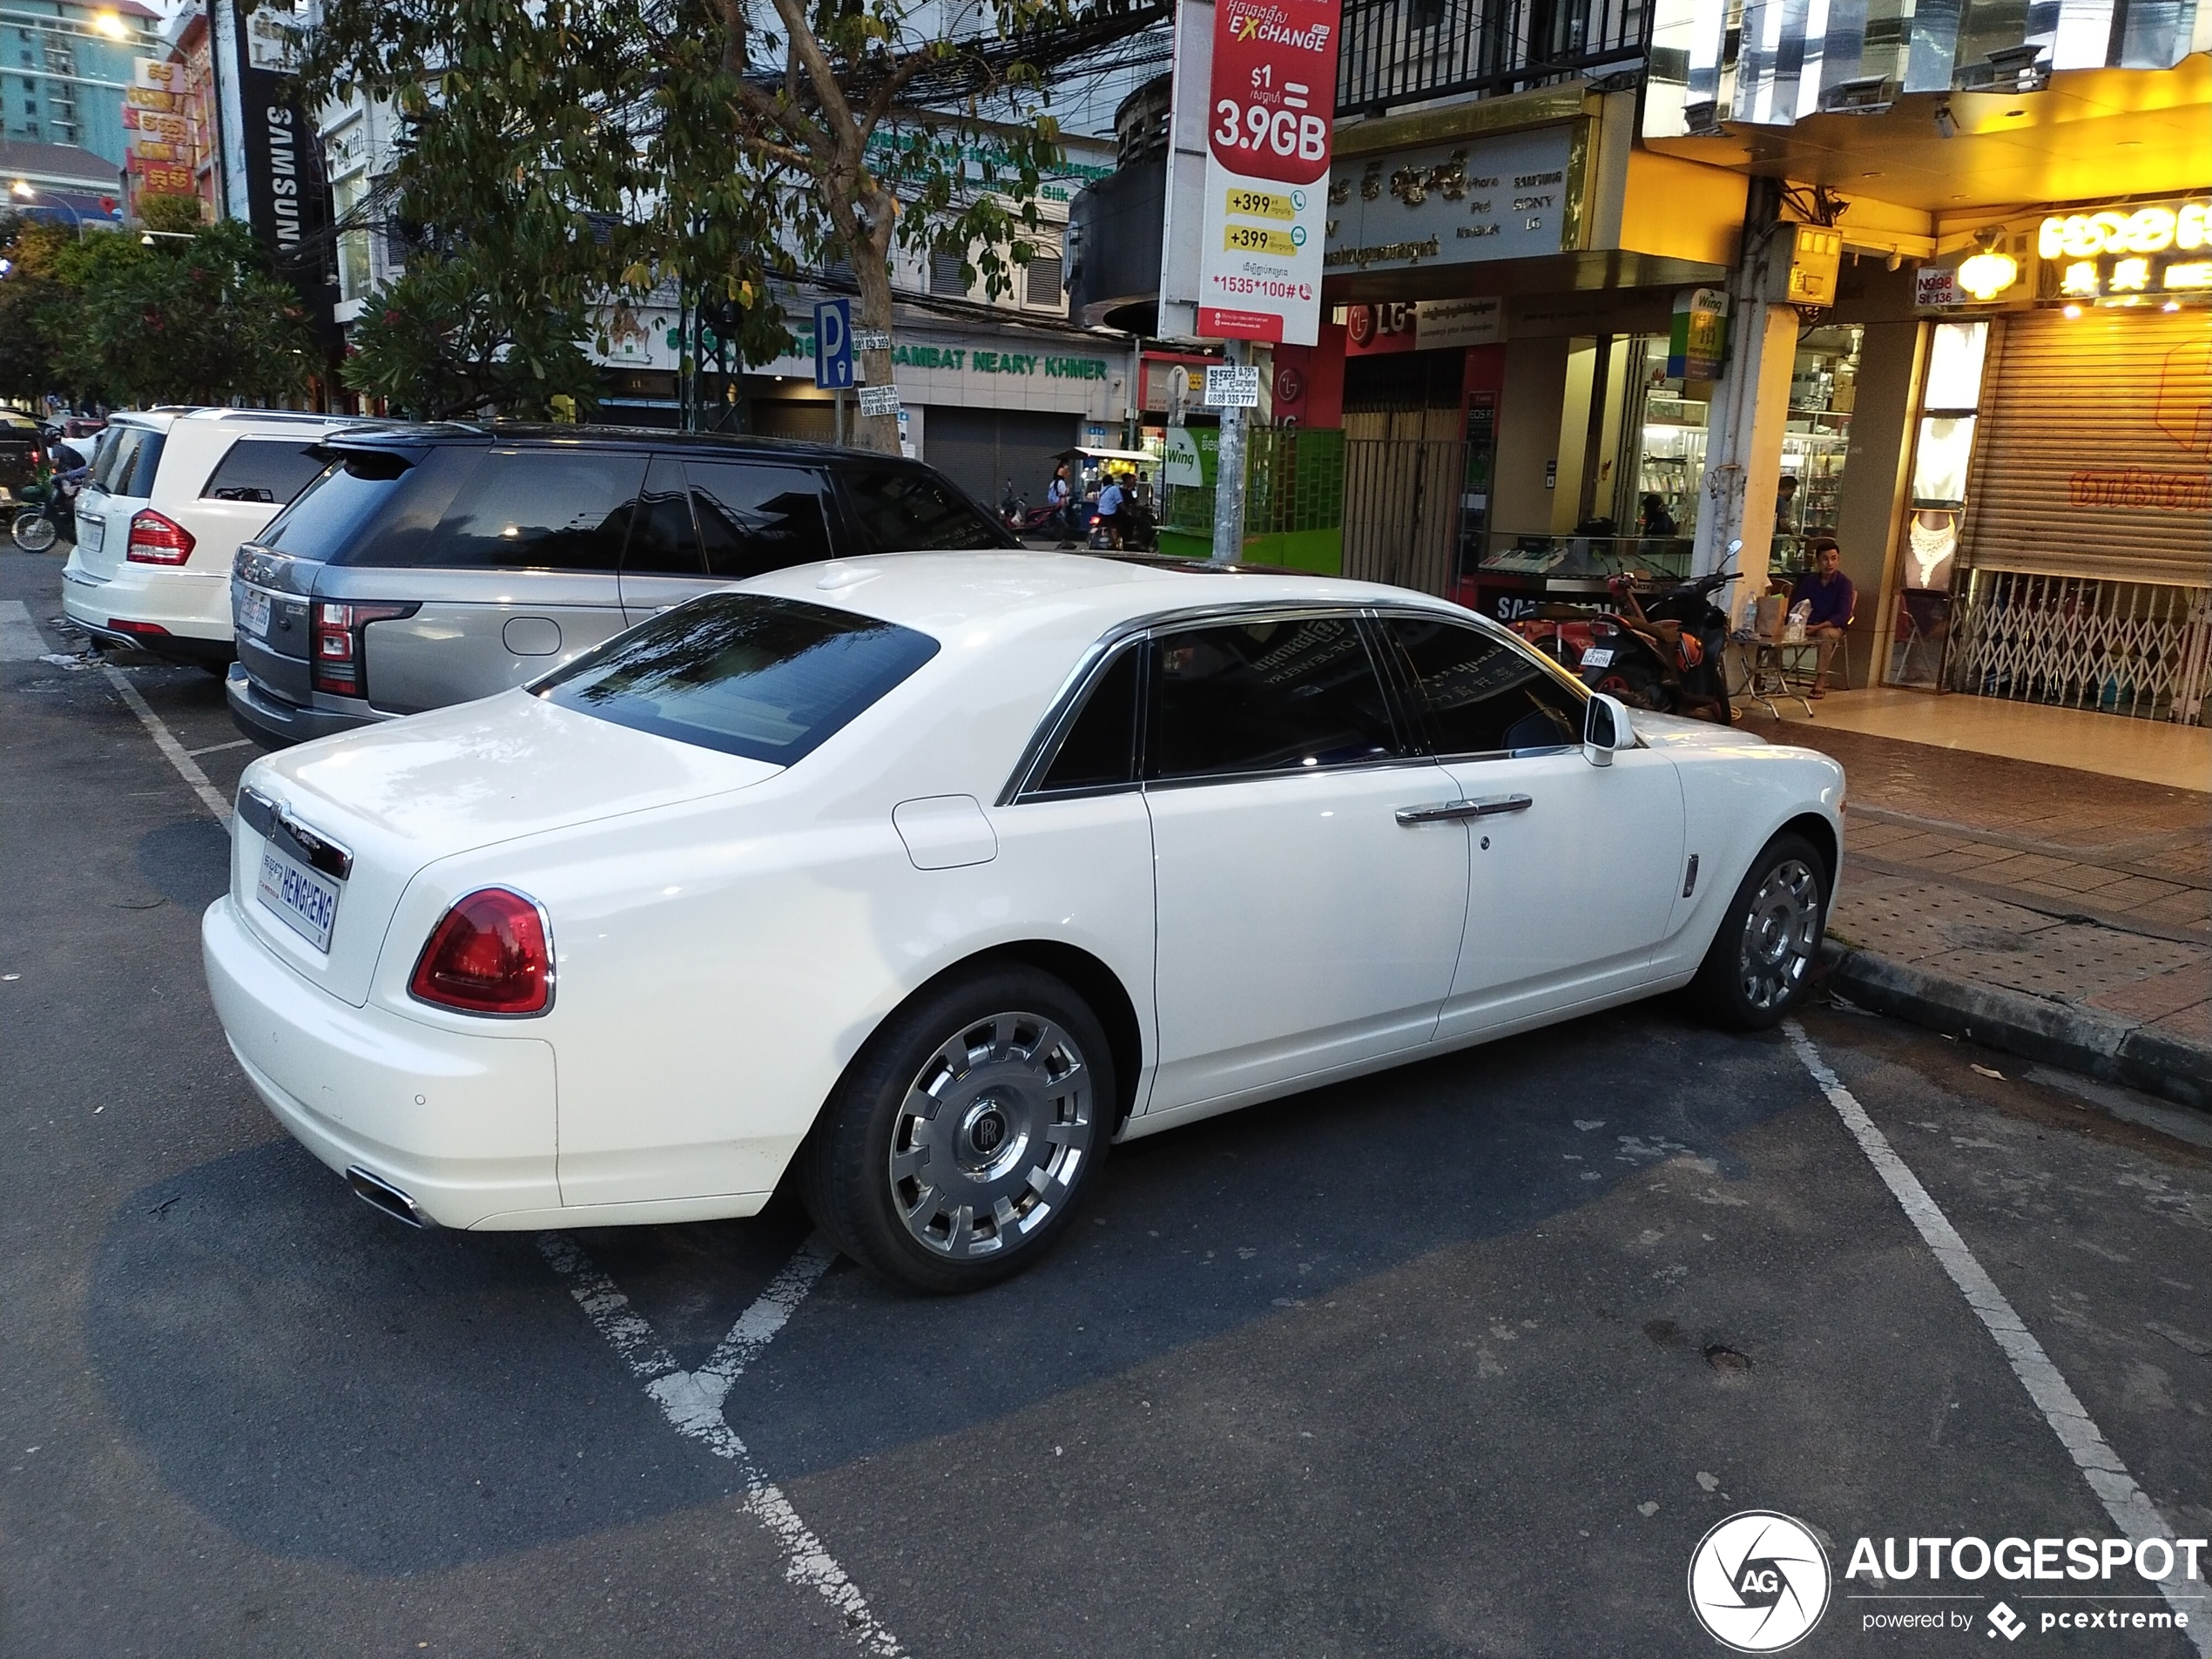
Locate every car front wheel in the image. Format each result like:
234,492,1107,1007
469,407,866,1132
799,966,1112,1293
1690,833,1829,1029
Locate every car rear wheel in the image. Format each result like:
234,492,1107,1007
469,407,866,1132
799,966,1111,1293
1689,833,1829,1029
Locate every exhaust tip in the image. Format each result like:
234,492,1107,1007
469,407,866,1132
345,1165,435,1230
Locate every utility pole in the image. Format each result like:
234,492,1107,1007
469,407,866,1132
1211,340,1247,564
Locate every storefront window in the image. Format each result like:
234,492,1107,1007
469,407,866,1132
332,172,373,304
1772,324,1862,575
1631,334,1709,550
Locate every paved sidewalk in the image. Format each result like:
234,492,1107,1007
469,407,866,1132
1738,712,2212,1109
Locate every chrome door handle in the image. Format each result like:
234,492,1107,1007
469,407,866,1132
1395,793,1533,826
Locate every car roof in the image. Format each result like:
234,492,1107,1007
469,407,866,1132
319,420,891,464
105,408,362,435
740,550,1469,639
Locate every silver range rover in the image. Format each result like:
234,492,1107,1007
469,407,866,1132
226,422,1020,747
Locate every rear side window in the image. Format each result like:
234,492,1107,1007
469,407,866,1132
91,426,165,496
536,592,940,763
842,468,1009,551
427,449,647,571
1381,617,1584,756
689,461,836,578
1034,643,1143,793
1146,615,1399,781
620,455,703,576
199,437,330,504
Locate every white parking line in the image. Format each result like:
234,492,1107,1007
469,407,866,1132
0,599,47,662
1786,1021,2210,1653
100,664,233,830
538,1233,903,1656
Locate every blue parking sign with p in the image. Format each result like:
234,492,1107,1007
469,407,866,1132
813,299,853,390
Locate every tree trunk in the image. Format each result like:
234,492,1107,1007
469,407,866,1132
851,223,900,455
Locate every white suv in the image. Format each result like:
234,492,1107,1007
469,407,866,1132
63,408,367,669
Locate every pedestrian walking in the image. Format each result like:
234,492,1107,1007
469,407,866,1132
1048,462,1075,548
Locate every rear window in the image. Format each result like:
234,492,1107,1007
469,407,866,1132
91,426,165,496
535,592,940,763
258,449,417,562
199,437,332,504
842,467,1011,552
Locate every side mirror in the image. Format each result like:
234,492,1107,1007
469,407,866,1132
1584,691,1634,767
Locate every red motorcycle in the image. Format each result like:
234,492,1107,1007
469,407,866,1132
1510,568,1736,725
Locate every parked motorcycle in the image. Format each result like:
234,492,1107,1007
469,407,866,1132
10,455,86,552
1511,562,1737,725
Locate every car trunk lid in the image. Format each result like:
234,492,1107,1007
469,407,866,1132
230,691,780,1005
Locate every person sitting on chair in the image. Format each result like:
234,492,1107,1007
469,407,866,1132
1788,536,1855,698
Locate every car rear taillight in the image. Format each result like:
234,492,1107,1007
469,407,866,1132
408,889,553,1016
310,600,416,698
125,509,196,565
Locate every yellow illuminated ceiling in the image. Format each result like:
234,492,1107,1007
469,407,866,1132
1642,57,2211,215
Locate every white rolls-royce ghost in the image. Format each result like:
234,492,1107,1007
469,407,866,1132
202,552,1844,1291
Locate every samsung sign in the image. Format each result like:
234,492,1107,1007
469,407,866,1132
224,0,336,343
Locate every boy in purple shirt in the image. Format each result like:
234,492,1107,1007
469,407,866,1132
1789,537,1856,698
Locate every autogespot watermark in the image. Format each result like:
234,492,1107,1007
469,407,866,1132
1689,1512,1833,1651
1689,1514,2208,1647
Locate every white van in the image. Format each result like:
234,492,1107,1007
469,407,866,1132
63,408,366,669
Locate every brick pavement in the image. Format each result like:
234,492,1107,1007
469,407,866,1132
1736,714,2212,1096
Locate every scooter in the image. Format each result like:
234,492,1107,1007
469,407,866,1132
1511,556,1737,725
10,459,85,552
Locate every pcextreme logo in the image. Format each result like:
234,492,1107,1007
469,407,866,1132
1689,1511,1833,1652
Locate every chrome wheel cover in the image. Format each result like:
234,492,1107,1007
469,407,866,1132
1737,857,1821,1012
888,1010,1096,1259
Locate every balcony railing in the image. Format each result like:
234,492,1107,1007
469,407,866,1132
1336,0,1650,116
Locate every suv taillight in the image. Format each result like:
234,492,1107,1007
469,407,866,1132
408,889,553,1016
125,510,196,565
310,601,416,698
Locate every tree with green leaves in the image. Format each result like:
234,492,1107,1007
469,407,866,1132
0,213,317,408
300,0,1163,448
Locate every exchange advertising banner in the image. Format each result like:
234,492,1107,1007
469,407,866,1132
1195,0,1341,345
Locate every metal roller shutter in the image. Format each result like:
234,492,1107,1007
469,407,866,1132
921,407,1080,510
1962,308,2212,587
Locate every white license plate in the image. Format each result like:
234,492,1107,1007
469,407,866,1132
77,513,101,551
239,587,273,638
1581,647,1615,668
257,843,341,952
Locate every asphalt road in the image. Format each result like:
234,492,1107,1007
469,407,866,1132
4,543,2209,1658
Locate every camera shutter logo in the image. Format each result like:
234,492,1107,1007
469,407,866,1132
1687,1511,1831,1652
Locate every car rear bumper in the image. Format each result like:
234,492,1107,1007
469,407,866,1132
202,894,562,1228
60,556,235,650
226,663,382,747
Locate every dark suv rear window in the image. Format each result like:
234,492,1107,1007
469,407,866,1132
535,592,939,763
843,467,1010,551
199,437,331,504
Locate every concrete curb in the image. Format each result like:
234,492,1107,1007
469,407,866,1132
1819,940,2212,1115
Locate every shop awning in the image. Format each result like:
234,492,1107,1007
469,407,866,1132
1058,446,1157,464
